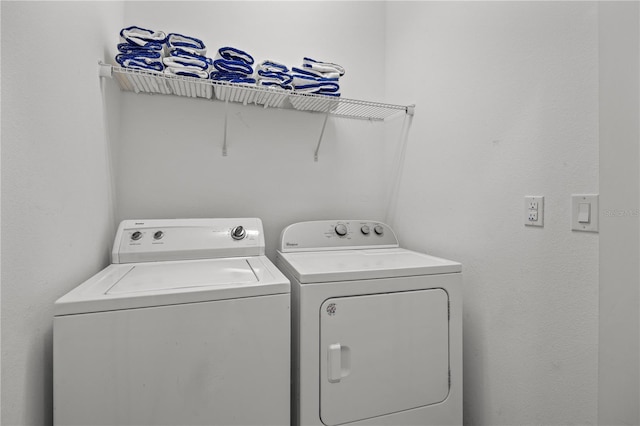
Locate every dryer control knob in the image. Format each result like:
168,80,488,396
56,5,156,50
131,231,143,241
374,225,384,235
231,226,246,240
335,224,348,236
361,225,371,235
153,230,164,240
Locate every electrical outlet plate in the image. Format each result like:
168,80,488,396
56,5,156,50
525,196,544,227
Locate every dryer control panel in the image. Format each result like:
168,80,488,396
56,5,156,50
112,218,265,264
279,220,399,252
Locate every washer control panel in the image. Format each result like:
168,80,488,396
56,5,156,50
279,220,399,252
113,218,264,264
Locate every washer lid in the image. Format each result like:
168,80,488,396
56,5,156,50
54,256,290,316
106,259,257,295
277,248,461,284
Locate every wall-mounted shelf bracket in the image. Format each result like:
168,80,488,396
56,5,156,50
314,113,330,162
99,62,113,78
406,104,416,116
222,99,229,157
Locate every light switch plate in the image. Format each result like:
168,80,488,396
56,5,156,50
571,194,599,232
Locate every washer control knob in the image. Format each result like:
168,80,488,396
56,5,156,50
153,230,164,240
374,225,384,235
335,224,348,236
361,225,371,235
131,231,143,241
231,226,246,240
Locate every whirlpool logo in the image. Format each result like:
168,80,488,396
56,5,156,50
285,242,299,247
326,303,337,316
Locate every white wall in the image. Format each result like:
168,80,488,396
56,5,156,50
0,3,4,423
386,2,599,425
115,1,395,260
2,2,634,426
598,2,640,425
1,2,123,424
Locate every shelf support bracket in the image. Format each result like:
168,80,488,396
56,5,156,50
406,104,415,116
98,62,113,78
222,99,229,156
314,112,330,162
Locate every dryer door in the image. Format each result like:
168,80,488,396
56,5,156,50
319,289,449,426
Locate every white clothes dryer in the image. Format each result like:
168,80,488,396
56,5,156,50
54,218,290,426
276,220,462,426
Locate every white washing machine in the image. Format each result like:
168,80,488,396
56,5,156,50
54,218,290,426
276,220,462,426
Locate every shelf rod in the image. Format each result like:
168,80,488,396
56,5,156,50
314,112,330,162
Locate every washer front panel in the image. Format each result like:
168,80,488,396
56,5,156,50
54,294,290,425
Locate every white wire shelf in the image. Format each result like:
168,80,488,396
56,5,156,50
101,63,414,121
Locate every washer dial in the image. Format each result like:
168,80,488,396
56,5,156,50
335,224,348,236
231,226,246,240
374,225,384,235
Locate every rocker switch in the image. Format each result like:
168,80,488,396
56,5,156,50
578,203,591,223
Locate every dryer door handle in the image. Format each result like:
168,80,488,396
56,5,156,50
327,343,351,383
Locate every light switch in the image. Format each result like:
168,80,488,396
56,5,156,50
572,194,598,232
578,203,590,223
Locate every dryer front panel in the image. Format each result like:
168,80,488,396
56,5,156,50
319,289,449,426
